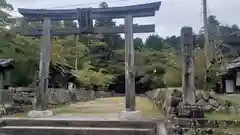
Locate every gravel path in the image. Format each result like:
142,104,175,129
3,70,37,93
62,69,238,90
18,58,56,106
52,97,162,119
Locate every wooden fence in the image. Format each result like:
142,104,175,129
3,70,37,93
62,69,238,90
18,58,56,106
0,89,14,104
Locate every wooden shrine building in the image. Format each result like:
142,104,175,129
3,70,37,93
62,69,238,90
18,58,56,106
0,59,15,89
218,31,240,94
49,62,78,89
220,57,240,94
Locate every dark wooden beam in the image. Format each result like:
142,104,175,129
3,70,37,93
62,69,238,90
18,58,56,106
22,11,156,21
18,2,160,15
18,2,161,21
19,25,155,36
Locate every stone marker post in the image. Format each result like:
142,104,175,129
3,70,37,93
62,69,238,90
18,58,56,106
181,27,196,105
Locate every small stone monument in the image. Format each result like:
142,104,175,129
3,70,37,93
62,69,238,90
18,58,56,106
178,26,204,118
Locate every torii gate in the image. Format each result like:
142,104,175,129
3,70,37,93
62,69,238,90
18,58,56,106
17,2,161,116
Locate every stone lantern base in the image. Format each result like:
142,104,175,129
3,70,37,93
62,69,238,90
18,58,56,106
177,102,204,118
119,110,142,120
27,110,54,118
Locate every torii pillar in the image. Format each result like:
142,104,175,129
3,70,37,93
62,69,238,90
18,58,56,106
28,18,54,117
119,15,141,119
124,15,136,111
36,18,52,111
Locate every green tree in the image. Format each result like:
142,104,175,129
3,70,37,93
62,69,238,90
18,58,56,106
164,35,180,50
0,0,13,28
63,20,77,28
162,47,181,87
145,34,164,50
94,2,124,50
73,64,115,90
0,31,40,85
134,37,144,50
195,48,207,89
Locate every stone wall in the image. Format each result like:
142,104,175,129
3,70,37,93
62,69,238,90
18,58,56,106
0,87,97,116
95,91,114,98
195,91,240,114
146,88,240,117
145,88,179,117
0,87,125,116
71,89,96,102
47,89,72,105
46,88,96,105
146,88,240,135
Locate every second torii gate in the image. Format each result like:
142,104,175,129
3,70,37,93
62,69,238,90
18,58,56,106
17,2,161,116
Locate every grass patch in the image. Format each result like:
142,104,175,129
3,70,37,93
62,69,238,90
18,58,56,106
52,97,162,118
205,112,240,120
205,94,240,121
8,113,27,118
204,113,240,134
216,94,240,104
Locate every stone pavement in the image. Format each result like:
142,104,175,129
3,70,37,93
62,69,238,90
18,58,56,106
1,97,167,134
1,113,167,135
0,115,167,135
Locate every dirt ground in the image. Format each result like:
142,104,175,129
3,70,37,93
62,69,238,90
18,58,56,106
51,97,163,119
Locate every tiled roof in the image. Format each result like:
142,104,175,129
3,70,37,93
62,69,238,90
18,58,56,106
0,59,15,68
227,57,240,70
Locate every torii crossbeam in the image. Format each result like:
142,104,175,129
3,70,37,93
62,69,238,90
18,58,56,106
17,2,161,116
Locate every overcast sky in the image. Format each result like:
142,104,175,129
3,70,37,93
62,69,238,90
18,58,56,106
8,0,240,39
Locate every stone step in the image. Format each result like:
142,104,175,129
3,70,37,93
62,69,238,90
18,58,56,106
0,126,154,135
1,118,156,129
